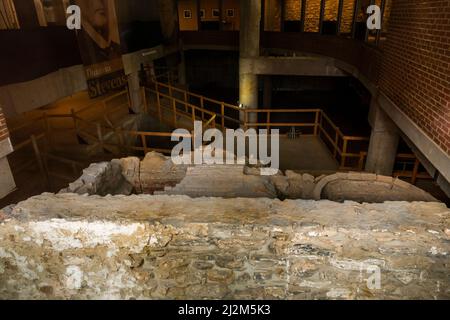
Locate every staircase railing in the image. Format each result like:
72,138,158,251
7,75,431,190
9,133,85,190
243,108,371,170
144,78,428,183
146,80,241,130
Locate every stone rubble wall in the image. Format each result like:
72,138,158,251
59,161,134,196
0,194,449,300
59,152,188,196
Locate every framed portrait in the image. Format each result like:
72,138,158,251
212,9,220,18
226,9,234,17
183,10,192,19
200,9,205,18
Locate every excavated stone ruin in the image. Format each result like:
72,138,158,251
1,152,447,300
60,152,437,203
0,194,449,299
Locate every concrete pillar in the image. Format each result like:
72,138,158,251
158,0,179,45
365,102,400,176
239,0,261,125
263,76,272,108
128,72,143,113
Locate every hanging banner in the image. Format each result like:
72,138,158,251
73,0,127,98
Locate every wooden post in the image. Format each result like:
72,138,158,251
141,87,148,114
43,113,52,148
185,92,189,113
314,110,320,136
200,96,205,120
156,92,162,122
96,123,104,152
173,99,178,127
411,158,420,185
334,131,339,158
141,134,148,155
267,112,271,132
31,135,50,189
154,82,162,121
341,138,348,168
221,103,225,130
191,105,196,125
358,152,365,171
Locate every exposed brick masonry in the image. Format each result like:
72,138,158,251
379,0,450,155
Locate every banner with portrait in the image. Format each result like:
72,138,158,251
73,0,127,98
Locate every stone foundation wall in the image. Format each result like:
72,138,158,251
0,194,449,299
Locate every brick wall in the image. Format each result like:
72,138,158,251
285,0,301,21
0,108,9,142
379,0,450,155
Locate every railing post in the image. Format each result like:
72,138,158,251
334,131,339,158
358,152,365,171
191,105,196,125
200,96,205,121
314,110,320,136
156,92,162,122
341,138,348,168
96,123,104,152
221,103,225,130
141,134,148,156
185,92,189,113
267,111,271,132
116,128,125,156
31,135,50,189
412,158,420,185
154,82,162,121
141,87,148,114
43,112,52,149
173,99,178,127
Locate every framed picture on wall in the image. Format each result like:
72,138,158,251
212,9,220,18
183,10,192,19
226,9,234,17
200,9,205,18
